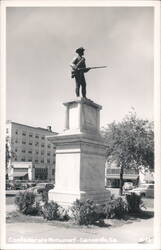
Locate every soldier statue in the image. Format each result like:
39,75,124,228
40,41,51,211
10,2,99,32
70,47,90,99
70,47,107,98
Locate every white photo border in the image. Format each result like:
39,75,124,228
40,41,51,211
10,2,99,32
0,0,160,250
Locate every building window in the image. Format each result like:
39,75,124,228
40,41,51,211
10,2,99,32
48,145,51,149
28,151,32,154
35,135,39,139
6,128,9,133
28,159,32,162
22,132,26,136
47,152,50,156
15,131,18,135
41,136,45,140
41,151,44,155
29,142,32,145
41,160,44,163
41,144,44,148
35,160,38,163
29,134,33,137
22,150,26,153
21,158,25,161
35,142,39,146
22,141,26,144
47,159,50,163
36,151,39,155
15,149,18,152
52,169,55,175
35,168,48,180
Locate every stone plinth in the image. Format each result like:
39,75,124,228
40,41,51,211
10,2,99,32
63,98,101,135
47,98,110,206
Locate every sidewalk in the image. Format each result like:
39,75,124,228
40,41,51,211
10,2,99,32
6,216,153,244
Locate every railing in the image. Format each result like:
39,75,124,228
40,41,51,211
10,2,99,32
106,168,139,175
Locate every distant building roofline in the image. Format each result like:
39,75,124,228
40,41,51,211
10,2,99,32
6,120,58,134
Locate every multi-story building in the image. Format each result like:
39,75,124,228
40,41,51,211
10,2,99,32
6,121,57,182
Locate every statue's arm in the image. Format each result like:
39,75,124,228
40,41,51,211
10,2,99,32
70,57,77,70
83,60,90,73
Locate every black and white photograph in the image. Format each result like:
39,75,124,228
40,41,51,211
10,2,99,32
0,0,160,249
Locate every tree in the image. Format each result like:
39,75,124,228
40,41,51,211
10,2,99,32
102,110,154,195
6,142,11,168
6,136,16,179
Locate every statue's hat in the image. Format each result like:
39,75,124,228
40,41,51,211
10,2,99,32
75,47,85,53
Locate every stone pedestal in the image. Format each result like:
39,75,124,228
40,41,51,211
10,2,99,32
47,98,110,206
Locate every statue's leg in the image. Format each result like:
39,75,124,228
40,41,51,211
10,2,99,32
81,76,86,98
75,77,80,97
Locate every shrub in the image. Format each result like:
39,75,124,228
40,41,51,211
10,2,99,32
70,199,98,225
41,201,59,220
41,201,69,221
105,196,128,219
126,193,145,213
57,206,70,221
15,191,40,215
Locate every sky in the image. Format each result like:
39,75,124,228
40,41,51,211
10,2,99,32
6,6,154,133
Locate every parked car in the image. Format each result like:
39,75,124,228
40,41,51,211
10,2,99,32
36,183,54,193
14,182,23,190
27,183,54,194
26,182,36,188
6,182,14,190
20,183,29,190
128,183,154,198
123,182,134,192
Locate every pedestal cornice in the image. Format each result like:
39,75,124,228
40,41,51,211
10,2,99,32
63,97,102,110
47,131,106,148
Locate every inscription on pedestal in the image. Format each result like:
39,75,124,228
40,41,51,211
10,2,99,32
82,104,97,129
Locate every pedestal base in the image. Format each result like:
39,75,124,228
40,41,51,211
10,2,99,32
49,188,111,207
47,98,111,208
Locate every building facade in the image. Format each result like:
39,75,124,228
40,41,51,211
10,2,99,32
6,121,57,182
105,167,139,188
105,160,139,188
105,162,154,188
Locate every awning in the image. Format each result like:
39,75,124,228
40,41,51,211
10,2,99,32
106,175,137,179
13,172,28,177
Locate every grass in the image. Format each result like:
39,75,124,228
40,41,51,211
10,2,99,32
142,198,154,209
6,208,154,230
6,210,45,224
6,194,154,229
6,196,15,205
6,210,129,228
